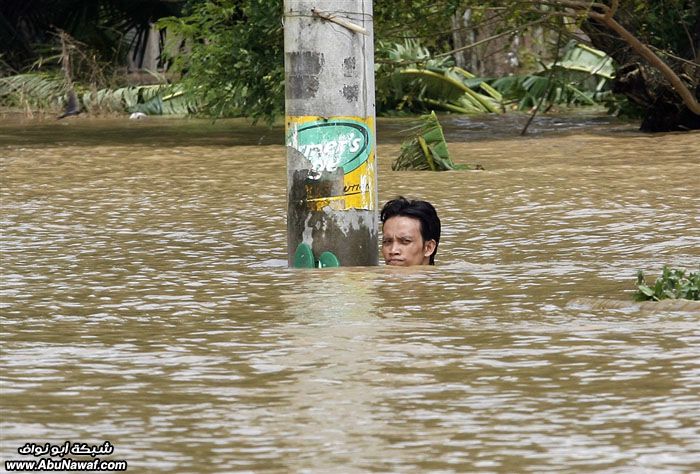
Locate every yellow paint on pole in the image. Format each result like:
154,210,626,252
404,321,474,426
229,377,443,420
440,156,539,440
286,115,376,212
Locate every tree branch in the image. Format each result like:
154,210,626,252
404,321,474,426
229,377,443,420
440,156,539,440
589,8,700,115
435,17,549,58
520,0,700,115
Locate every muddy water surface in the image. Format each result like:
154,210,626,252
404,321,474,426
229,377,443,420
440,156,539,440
1,114,699,472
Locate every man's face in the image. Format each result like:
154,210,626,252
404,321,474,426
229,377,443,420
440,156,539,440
381,216,436,266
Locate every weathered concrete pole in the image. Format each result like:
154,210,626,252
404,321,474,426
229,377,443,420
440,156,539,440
284,0,378,267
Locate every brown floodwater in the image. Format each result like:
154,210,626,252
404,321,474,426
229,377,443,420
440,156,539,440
1,113,699,472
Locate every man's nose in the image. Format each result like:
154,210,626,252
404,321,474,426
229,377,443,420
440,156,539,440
389,242,400,254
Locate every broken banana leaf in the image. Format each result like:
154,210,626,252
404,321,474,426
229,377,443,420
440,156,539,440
393,111,478,171
399,68,501,113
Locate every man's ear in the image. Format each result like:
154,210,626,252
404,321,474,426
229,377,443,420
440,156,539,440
423,239,436,257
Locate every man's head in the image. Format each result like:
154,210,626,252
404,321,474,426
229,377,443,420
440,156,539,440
380,197,440,266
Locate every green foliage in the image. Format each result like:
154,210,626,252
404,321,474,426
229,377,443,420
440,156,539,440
157,0,284,123
554,43,614,80
0,73,195,115
376,39,502,115
473,0,698,60
5,0,697,123
635,266,700,301
374,1,464,51
82,84,196,115
612,0,699,119
0,74,67,110
126,87,197,116
393,111,477,171
491,41,614,111
1,0,183,75
627,0,699,59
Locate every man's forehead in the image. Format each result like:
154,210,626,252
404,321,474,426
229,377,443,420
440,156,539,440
382,215,422,233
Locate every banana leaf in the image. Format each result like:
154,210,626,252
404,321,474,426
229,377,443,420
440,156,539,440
552,43,614,80
448,67,504,104
423,98,481,114
490,41,615,110
492,74,598,110
399,68,470,102
399,68,501,113
129,87,197,115
81,86,145,112
393,111,472,171
377,39,503,115
1,73,197,115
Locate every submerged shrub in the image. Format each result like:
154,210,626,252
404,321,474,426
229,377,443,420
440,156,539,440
635,266,700,301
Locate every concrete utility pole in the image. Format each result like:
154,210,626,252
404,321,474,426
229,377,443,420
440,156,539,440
284,0,378,267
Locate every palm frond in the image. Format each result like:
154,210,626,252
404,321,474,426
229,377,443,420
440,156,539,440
0,73,67,108
1,72,197,115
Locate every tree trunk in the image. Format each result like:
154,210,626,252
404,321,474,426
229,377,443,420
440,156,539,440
582,9,700,132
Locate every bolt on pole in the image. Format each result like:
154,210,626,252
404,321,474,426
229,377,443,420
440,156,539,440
284,0,378,267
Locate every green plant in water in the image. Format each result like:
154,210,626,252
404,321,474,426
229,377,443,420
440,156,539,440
0,73,197,116
491,41,614,111
393,111,481,171
635,266,700,301
375,39,503,116
0,73,67,111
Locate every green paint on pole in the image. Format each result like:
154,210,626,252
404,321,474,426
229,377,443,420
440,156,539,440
288,118,372,173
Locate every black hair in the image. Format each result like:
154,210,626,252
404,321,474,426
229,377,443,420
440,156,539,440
380,196,441,265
